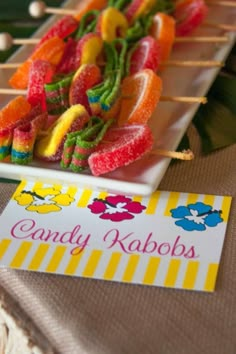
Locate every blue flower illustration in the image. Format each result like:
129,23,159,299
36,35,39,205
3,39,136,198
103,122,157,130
170,202,223,231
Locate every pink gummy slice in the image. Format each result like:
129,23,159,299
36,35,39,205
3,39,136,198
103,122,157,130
34,16,78,50
129,36,161,74
88,124,154,176
27,59,55,111
69,64,102,113
56,38,77,74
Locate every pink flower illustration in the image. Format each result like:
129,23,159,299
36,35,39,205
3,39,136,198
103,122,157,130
88,195,146,222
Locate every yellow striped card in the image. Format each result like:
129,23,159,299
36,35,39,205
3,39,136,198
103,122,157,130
0,181,232,292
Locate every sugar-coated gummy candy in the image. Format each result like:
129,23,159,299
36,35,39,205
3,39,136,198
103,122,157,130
128,36,160,74
173,0,208,36
96,7,128,42
69,63,102,113
9,36,65,89
118,69,162,126
88,124,154,176
34,16,78,50
149,13,176,64
35,104,90,162
27,59,55,111
11,112,47,165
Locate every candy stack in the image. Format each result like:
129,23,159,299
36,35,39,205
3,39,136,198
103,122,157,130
0,0,235,173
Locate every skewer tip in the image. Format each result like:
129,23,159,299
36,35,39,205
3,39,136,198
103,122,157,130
0,33,13,51
151,149,195,161
29,1,46,18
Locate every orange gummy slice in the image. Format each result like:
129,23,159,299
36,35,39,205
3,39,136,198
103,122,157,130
149,13,176,63
74,0,107,21
9,36,65,90
0,96,31,130
118,69,162,126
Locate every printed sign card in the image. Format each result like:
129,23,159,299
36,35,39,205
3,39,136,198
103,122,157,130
0,180,232,292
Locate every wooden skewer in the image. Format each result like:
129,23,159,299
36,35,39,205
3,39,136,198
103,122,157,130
0,32,231,52
203,22,236,31
0,33,40,51
0,88,207,105
100,140,194,161
151,149,194,161
206,1,236,7
28,1,236,31
29,1,75,18
174,36,230,43
0,89,28,95
0,60,224,69
163,60,223,68
0,63,22,68
160,96,207,104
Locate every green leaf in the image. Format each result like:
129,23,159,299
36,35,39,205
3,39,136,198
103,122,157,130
210,74,236,114
193,97,236,154
0,178,20,184
224,44,236,75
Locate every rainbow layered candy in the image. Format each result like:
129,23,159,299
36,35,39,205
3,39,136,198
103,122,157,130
11,112,47,164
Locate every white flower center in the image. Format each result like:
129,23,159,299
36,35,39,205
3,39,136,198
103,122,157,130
185,209,207,224
32,194,56,206
105,202,127,214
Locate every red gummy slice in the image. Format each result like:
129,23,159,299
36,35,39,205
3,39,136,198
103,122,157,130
174,0,208,36
118,69,162,126
88,124,154,176
27,59,55,111
69,63,102,112
129,36,160,74
56,37,77,74
9,36,65,89
34,16,78,51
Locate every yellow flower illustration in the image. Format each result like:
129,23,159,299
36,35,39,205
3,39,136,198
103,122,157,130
14,187,75,214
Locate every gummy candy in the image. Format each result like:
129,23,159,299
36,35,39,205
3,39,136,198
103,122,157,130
0,96,31,131
118,69,162,126
87,39,127,117
127,36,160,74
75,32,103,68
173,0,208,36
27,59,55,111
75,10,100,40
56,37,77,74
45,74,73,115
61,117,113,171
9,36,65,89
125,0,156,24
69,63,102,113
0,104,41,160
88,124,154,176
11,112,47,165
149,13,176,63
74,0,107,21
34,16,78,50
35,104,90,161
96,7,128,42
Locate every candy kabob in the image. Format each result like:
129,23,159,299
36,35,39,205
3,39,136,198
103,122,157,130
0,0,234,176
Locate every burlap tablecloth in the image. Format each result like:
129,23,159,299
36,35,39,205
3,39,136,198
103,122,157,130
0,124,236,354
